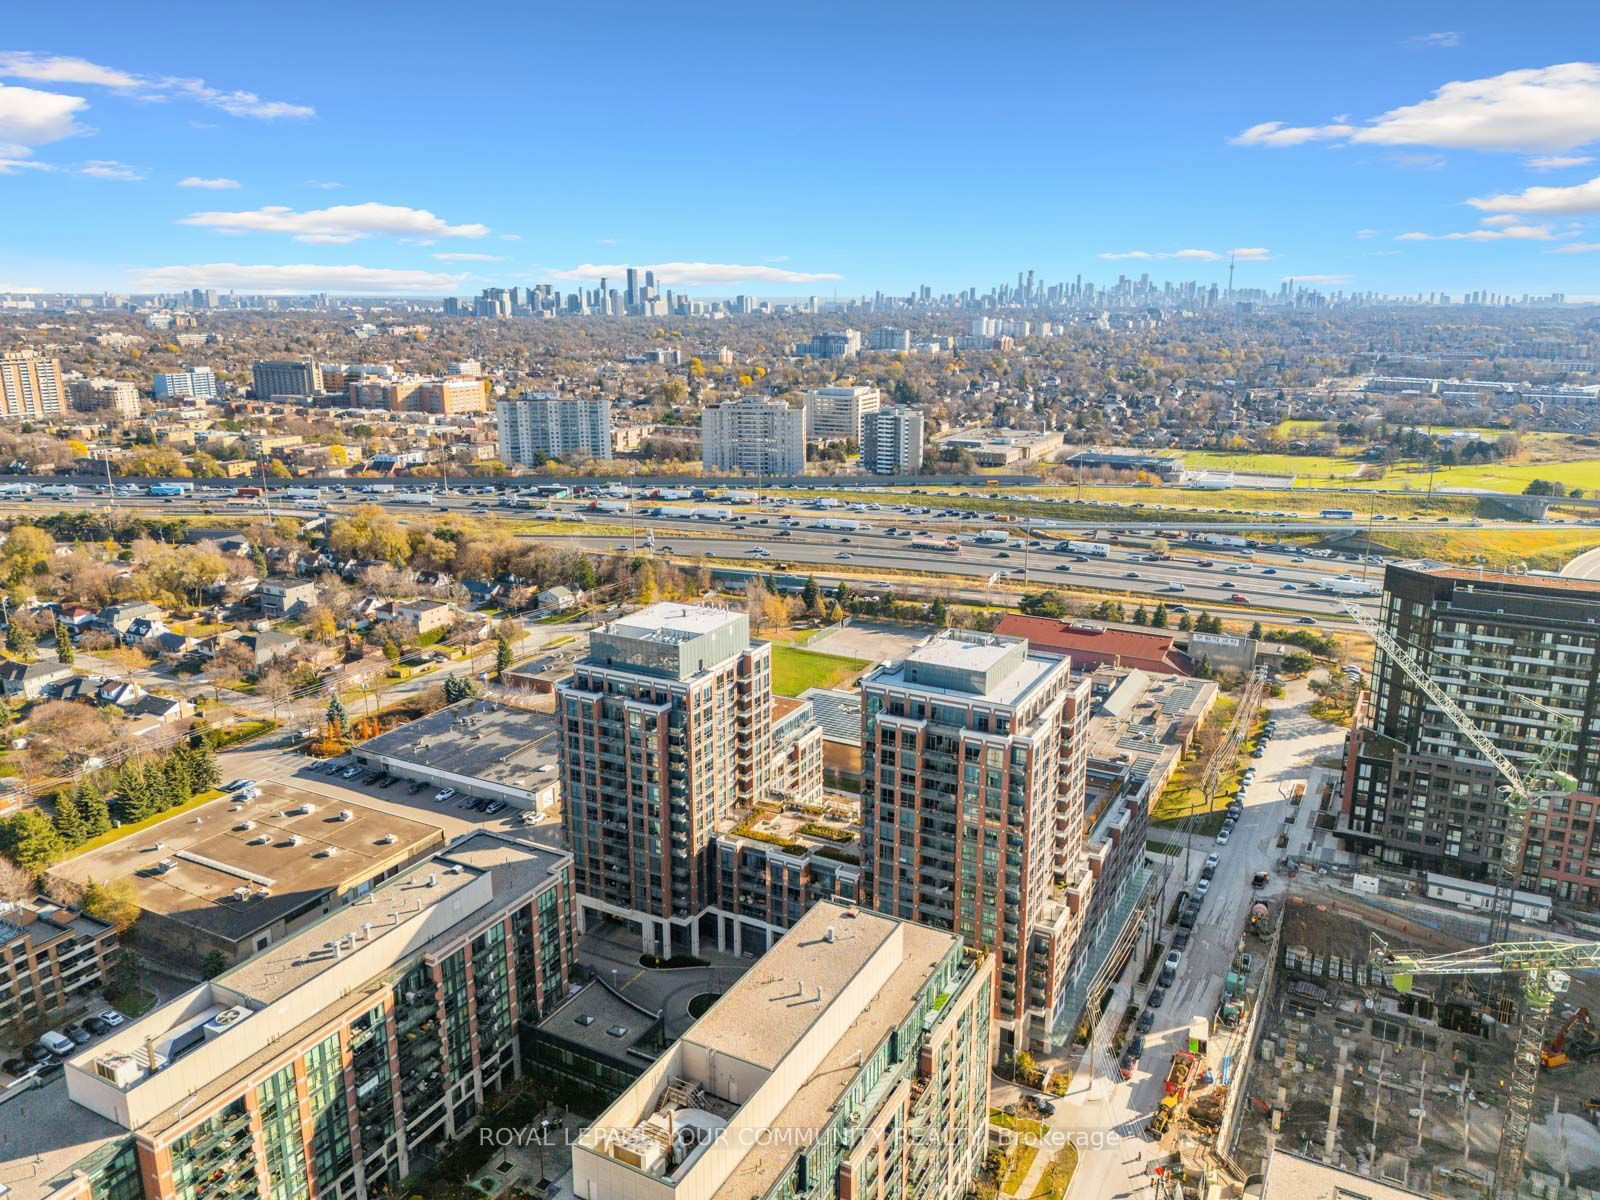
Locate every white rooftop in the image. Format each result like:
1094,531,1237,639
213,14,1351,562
607,603,743,641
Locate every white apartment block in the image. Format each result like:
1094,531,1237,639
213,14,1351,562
861,406,924,474
803,384,880,442
496,394,613,464
701,396,805,476
0,351,64,420
153,366,218,402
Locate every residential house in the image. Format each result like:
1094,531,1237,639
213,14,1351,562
96,679,144,709
54,604,98,633
256,576,318,618
537,585,582,612
240,630,302,667
0,659,75,701
96,602,163,640
124,616,169,647
397,599,456,636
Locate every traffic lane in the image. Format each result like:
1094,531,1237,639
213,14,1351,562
560,532,1376,619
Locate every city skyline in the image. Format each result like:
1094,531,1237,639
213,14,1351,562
4,4,1600,296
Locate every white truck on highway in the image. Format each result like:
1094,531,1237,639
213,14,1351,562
813,518,863,532
38,484,78,498
695,506,732,521
975,529,1011,544
1194,532,1248,548
1320,575,1379,596
1066,540,1111,557
591,500,630,514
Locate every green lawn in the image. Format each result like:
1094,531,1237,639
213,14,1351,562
1357,527,1600,571
66,788,226,858
1182,450,1361,480
770,643,869,696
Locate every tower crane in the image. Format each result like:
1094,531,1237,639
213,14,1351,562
1342,602,1578,946
1381,939,1600,1200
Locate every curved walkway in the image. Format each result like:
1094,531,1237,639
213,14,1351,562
1561,545,1600,579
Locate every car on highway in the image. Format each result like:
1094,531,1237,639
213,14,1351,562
1229,594,1248,603
1124,571,1140,579
434,787,458,803
836,552,851,560
997,551,1011,558
1262,568,1277,575
1292,556,1306,563
1281,582,1297,590
1196,560,1214,567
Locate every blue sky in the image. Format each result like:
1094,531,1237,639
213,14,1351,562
5,1,1600,296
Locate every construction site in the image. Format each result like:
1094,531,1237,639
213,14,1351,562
1223,884,1600,1199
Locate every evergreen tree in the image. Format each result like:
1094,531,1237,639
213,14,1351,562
54,617,74,664
77,779,112,837
929,596,949,627
189,742,220,792
1249,620,1264,641
0,810,65,873
801,576,821,613
5,622,35,660
1152,603,1169,629
109,948,143,1005
326,694,349,734
53,790,85,845
383,639,402,664
834,581,852,609
494,635,514,681
574,556,598,591
1178,613,1193,632
117,762,155,823
201,950,228,979
1132,605,1149,626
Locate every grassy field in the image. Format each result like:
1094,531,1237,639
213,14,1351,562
770,643,869,696
1355,527,1600,571
1182,450,1360,480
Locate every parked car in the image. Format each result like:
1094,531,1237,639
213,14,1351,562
1158,966,1176,988
38,1030,74,1056
408,780,428,795
1165,950,1182,972
1204,854,1219,871
340,765,361,779
1137,1010,1155,1033
1148,987,1166,1009
63,1023,91,1045
224,779,258,794
2,1057,29,1076
1195,878,1210,898
1172,928,1191,950
1216,827,1232,845
362,770,384,785
83,1016,110,1036
379,775,399,789
434,788,457,803
483,800,505,815
98,1009,125,1027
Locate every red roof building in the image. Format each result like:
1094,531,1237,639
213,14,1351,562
991,616,1195,675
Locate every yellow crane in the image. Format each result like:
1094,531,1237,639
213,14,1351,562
1382,939,1600,1200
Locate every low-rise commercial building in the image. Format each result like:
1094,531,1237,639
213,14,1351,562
6,833,577,1200
572,902,992,1200
47,790,443,968
354,699,562,812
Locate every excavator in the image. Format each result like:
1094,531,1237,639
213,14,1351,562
1541,1007,1596,1069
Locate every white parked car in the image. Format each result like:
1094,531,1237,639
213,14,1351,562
434,788,457,803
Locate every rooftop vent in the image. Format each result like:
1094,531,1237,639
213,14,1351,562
337,809,353,822
202,1006,250,1039
377,833,397,845
236,821,255,831
317,846,340,858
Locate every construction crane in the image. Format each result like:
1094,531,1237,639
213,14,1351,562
1540,1005,1594,1069
1382,940,1600,1200
1342,601,1578,947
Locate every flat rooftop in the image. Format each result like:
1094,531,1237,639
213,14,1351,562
359,699,561,796
867,631,1062,710
1261,1149,1430,1200
605,603,744,641
536,980,662,1061
49,787,442,944
0,1078,129,1200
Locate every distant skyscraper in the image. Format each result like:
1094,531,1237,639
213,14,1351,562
0,351,64,420
624,267,639,309
861,406,924,474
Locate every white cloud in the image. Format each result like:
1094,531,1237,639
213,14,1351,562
596,237,620,246
1410,32,1461,48
79,159,143,181
1284,273,1353,284
0,52,138,89
765,255,790,263
432,252,506,262
178,175,240,189
500,234,522,242
1396,221,1556,241
129,262,466,294
1527,154,1593,170
1385,151,1447,170
1355,229,1381,239
305,179,343,189
1098,246,1269,263
179,202,490,243
1232,63,1600,153
1467,174,1600,215
0,81,89,157
1551,242,1600,254
0,52,313,119
546,261,843,286
0,156,54,174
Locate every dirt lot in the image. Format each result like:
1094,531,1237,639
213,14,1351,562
805,618,930,662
